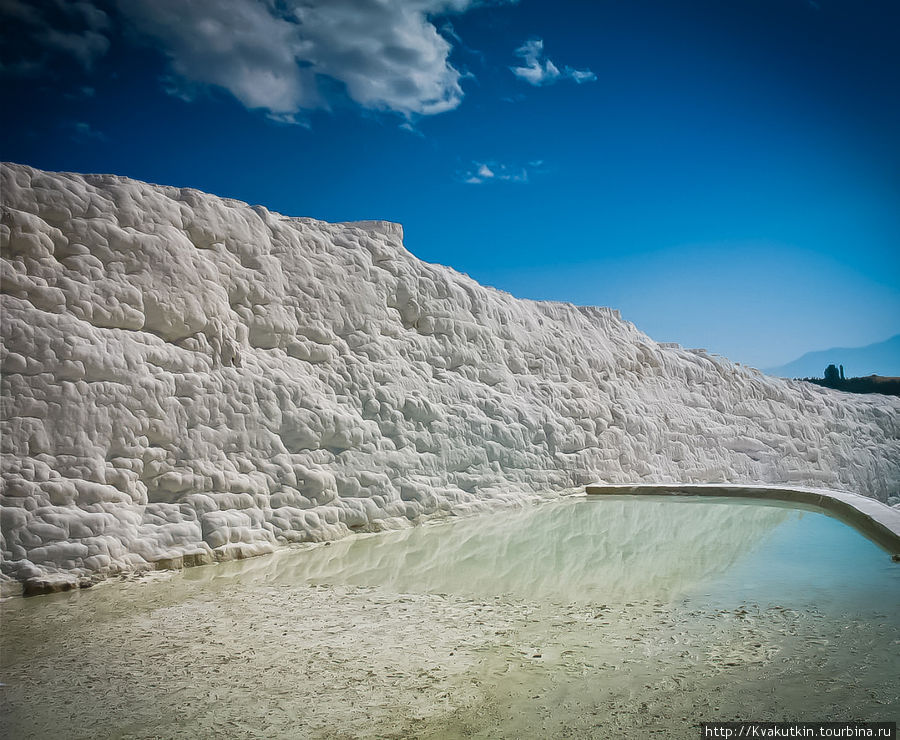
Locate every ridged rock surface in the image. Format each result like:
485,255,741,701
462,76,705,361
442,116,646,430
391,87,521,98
2,162,898,593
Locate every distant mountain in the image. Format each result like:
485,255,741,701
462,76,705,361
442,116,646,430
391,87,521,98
764,334,900,379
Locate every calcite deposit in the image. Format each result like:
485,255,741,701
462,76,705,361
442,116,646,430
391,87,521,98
2,162,898,594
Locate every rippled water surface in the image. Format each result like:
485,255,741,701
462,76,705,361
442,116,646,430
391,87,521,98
188,495,900,613
3,494,898,740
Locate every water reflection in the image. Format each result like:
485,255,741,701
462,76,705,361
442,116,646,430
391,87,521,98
185,496,800,603
697,504,900,612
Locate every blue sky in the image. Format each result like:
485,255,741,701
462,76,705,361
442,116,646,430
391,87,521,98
2,0,898,370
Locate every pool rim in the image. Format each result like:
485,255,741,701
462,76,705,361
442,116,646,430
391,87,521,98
585,483,900,559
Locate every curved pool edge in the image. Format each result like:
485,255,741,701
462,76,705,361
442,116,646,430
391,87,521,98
584,483,900,559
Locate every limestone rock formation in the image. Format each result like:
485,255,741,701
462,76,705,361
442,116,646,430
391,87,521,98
2,162,898,594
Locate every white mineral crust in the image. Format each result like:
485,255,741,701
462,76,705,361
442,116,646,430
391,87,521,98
1,162,898,593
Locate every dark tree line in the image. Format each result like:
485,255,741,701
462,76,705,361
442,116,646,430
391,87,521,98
800,365,900,397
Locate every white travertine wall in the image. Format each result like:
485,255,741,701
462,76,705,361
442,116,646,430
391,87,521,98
2,162,898,594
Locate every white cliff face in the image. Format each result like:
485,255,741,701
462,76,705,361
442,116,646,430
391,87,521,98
1,162,898,593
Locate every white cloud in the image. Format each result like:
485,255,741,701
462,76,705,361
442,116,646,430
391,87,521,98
510,38,559,86
117,0,318,115
116,0,487,119
461,160,532,184
510,37,596,86
2,0,497,119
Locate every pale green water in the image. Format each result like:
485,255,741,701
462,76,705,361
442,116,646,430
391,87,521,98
2,495,898,740
184,495,900,614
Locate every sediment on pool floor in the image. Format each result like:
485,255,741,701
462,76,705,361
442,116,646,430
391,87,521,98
14,542,278,597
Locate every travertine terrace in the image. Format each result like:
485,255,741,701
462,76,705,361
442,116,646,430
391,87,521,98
2,163,898,593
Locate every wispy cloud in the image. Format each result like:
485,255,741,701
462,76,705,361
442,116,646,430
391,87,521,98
67,120,106,141
440,19,486,66
460,160,539,184
0,0,111,76
566,67,598,84
399,120,425,137
439,21,463,46
63,85,96,100
510,38,596,86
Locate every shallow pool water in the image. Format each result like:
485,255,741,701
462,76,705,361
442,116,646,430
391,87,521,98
185,495,900,614
2,494,898,740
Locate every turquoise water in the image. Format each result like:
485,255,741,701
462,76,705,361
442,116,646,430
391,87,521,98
185,495,900,615
692,499,900,613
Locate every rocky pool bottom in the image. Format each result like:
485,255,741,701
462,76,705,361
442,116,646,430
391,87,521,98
2,496,898,739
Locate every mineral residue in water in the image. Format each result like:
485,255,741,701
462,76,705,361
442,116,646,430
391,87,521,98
2,497,897,739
